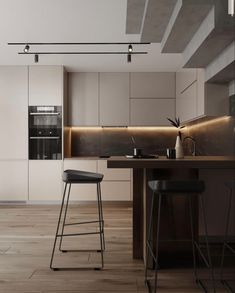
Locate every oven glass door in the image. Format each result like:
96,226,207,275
29,137,62,160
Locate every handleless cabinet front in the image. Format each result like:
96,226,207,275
29,66,63,105
29,161,63,201
0,66,28,160
99,73,129,126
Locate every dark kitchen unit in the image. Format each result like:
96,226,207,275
29,106,62,160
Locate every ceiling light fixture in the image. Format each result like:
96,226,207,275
18,51,147,55
228,0,234,16
8,42,150,45
8,42,150,63
34,54,39,63
24,44,30,53
127,44,133,63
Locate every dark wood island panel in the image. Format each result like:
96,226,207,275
107,156,235,262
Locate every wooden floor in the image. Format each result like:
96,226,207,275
0,203,233,293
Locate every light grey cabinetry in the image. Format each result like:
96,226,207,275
0,66,28,201
29,161,63,201
0,66,28,159
130,72,176,98
99,73,129,126
130,73,175,126
130,99,175,126
68,73,99,126
29,66,63,105
176,69,229,123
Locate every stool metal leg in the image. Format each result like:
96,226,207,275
145,192,162,293
97,183,104,269
189,195,199,282
97,182,105,251
145,191,155,284
199,194,216,293
50,183,68,270
154,193,162,293
220,186,234,292
59,183,71,252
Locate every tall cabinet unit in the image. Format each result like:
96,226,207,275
0,66,28,200
28,66,64,201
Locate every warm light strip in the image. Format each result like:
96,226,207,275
70,126,177,131
187,116,231,130
228,0,234,16
127,126,177,131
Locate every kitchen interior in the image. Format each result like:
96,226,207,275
0,0,235,292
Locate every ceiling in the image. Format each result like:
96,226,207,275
0,0,182,72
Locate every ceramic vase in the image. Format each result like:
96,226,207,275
175,135,184,159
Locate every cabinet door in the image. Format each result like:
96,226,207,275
176,82,197,122
63,159,97,200
97,160,130,181
29,161,63,201
101,181,131,201
68,73,99,126
99,73,129,126
29,66,63,105
0,66,28,159
131,72,175,98
0,160,28,201
130,99,175,126
176,69,197,95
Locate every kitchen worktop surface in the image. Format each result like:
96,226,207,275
107,156,235,169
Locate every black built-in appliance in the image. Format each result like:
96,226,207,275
29,106,62,160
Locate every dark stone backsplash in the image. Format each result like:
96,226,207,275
71,128,178,157
188,116,235,156
66,117,235,157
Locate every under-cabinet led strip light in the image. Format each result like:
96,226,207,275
228,0,234,16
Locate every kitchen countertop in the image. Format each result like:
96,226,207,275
107,156,235,169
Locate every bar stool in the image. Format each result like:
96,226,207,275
220,181,235,292
145,180,216,293
50,169,105,270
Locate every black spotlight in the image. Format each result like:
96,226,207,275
127,53,131,63
128,44,133,53
34,54,39,63
24,44,30,53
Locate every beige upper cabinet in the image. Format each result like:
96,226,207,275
68,73,99,126
29,66,63,105
176,69,229,123
176,69,197,96
99,73,129,126
130,73,175,126
130,72,175,98
0,66,28,159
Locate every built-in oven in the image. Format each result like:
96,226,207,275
29,106,62,160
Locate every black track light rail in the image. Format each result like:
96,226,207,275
18,51,147,55
8,42,150,45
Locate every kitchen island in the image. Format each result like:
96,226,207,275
107,156,235,262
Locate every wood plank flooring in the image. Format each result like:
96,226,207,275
0,203,232,293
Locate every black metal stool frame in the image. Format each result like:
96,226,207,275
50,181,105,270
220,182,235,292
145,185,216,293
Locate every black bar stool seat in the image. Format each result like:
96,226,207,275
145,179,216,293
50,169,105,271
63,169,103,183
148,180,205,194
